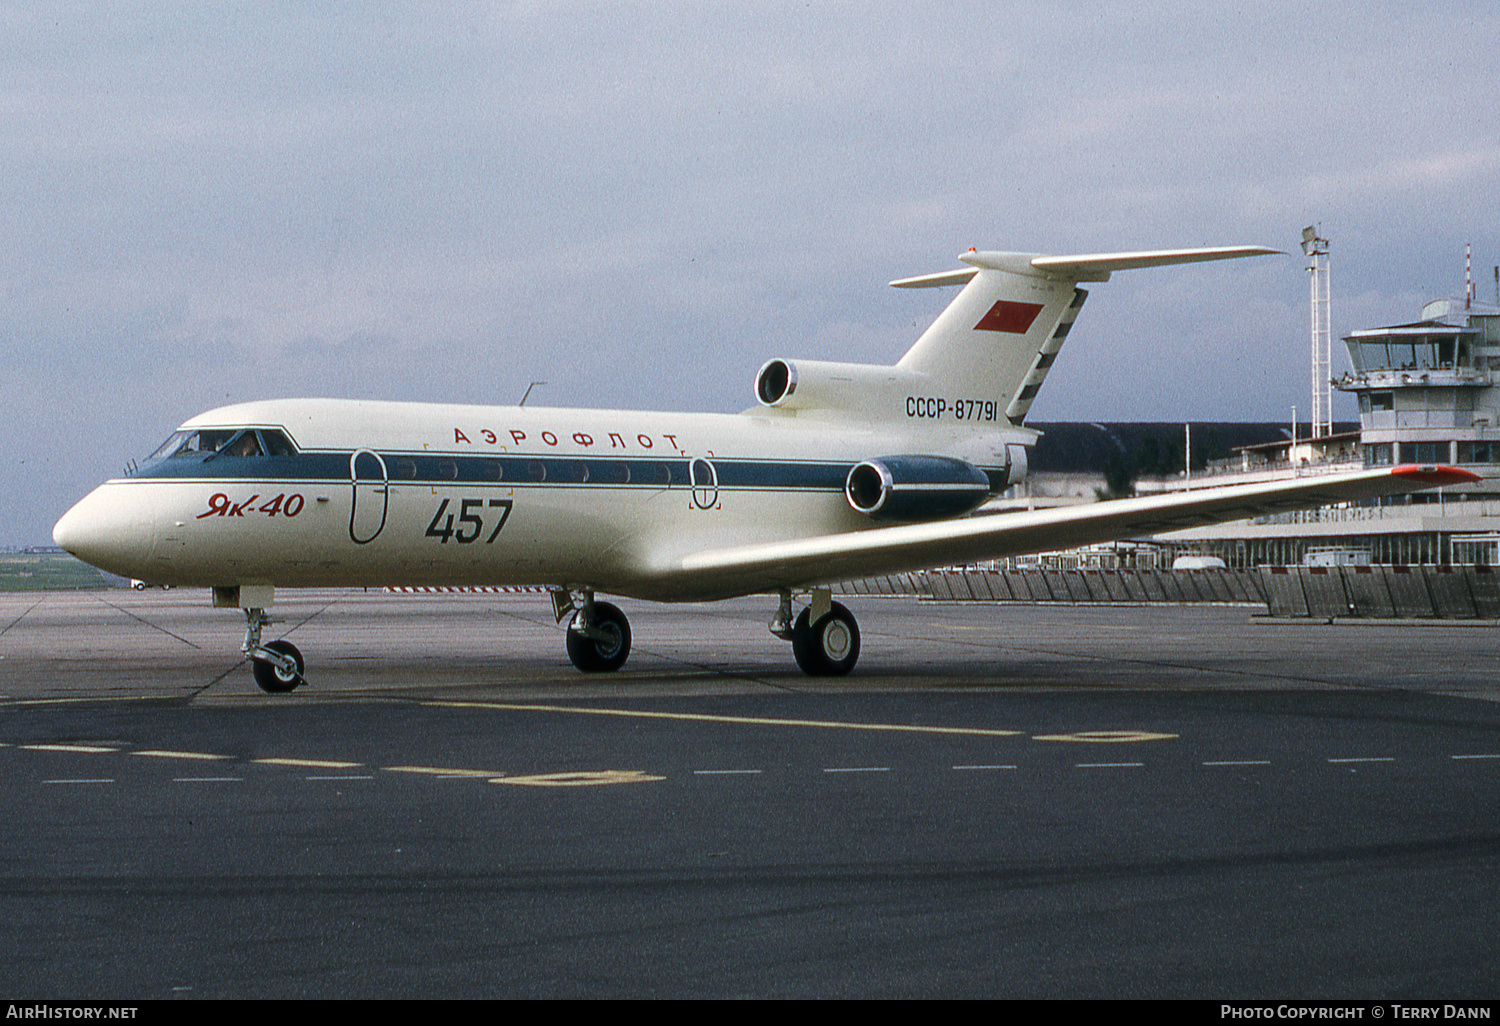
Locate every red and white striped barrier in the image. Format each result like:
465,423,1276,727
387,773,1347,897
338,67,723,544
383,586,549,595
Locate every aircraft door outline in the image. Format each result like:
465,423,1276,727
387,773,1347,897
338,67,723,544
350,449,389,544
690,456,719,510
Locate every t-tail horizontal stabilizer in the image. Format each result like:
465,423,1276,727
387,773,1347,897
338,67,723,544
888,246,1283,288
891,245,1281,425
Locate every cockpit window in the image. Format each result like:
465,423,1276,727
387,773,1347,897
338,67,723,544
260,430,297,456
225,432,262,457
149,429,238,459
148,428,298,460
147,432,187,460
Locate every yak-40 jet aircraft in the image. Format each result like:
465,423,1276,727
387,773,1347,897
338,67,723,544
55,244,1477,691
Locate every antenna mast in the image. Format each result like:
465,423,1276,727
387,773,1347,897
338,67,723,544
1466,243,1473,310
1301,226,1332,440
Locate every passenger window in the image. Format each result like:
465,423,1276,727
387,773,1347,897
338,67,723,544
594,462,630,484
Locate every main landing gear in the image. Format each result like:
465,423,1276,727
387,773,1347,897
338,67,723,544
550,588,859,677
771,589,861,676
553,589,633,673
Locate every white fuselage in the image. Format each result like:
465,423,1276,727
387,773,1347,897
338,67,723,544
55,397,1029,602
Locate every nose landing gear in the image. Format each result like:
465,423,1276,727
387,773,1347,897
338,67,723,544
242,607,305,693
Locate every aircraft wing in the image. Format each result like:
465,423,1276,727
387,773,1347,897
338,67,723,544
659,465,1478,600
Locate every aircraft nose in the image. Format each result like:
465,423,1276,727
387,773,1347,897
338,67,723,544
53,485,158,578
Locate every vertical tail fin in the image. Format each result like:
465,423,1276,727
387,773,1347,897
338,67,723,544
891,246,1279,425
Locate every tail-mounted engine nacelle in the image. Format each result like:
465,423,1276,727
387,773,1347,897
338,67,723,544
756,358,798,406
754,357,926,415
845,455,992,522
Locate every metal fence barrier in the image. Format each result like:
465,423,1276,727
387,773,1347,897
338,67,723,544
837,568,1269,606
1258,564,1500,618
837,565,1500,618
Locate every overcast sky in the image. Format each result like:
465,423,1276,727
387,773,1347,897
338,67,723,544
7,2,1500,545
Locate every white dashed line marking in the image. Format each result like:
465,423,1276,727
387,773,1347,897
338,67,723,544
23,744,117,753
385,765,503,778
693,769,763,775
255,758,364,769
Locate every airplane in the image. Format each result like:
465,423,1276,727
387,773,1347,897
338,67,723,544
53,244,1478,692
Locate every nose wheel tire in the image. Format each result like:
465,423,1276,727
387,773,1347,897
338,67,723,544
251,639,305,693
566,601,632,673
791,601,860,676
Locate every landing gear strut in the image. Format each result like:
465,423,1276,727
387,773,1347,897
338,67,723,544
242,607,305,693
773,589,861,676
553,589,632,673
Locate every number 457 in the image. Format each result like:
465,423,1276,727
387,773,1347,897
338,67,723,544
425,498,513,544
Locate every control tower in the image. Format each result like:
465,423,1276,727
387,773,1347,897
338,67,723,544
1336,295,1500,472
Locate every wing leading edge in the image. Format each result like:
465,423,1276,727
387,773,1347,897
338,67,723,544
655,465,1478,601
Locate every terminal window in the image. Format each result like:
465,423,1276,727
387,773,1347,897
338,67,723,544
1458,441,1500,463
1400,441,1451,463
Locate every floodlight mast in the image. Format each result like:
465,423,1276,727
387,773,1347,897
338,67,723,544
1302,226,1332,440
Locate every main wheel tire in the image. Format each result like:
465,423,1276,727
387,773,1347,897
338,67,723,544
251,639,304,693
566,601,632,673
791,602,860,676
